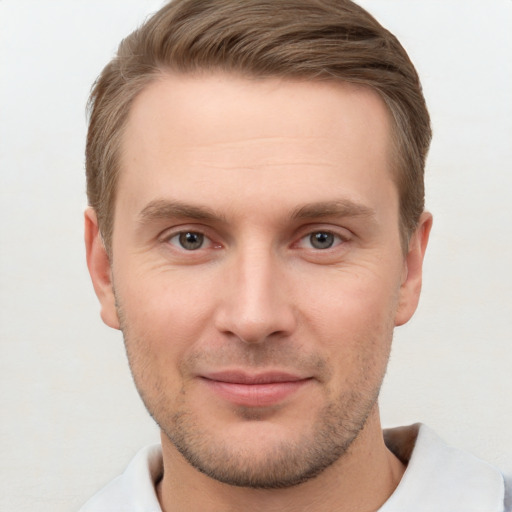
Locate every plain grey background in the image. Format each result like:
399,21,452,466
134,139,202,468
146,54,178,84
1,1,511,510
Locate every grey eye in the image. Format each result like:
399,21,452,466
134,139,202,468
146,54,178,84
178,232,204,250
309,232,335,249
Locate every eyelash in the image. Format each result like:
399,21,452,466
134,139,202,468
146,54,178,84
165,231,217,251
296,230,345,250
162,227,348,253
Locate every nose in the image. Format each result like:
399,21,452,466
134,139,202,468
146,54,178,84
214,245,297,344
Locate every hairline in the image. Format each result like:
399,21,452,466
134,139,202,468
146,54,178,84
101,67,412,258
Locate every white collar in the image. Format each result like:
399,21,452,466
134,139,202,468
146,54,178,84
80,424,505,511
380,423,505,512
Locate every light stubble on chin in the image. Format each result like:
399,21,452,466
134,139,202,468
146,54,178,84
116,297,391,489
164,385,381,489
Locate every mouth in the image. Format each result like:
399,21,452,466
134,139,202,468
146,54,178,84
199,371,313,407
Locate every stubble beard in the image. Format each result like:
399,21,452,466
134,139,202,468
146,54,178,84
117,301,392,489
125,345,387,489
163,383,382,489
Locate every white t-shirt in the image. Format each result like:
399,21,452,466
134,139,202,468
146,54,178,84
79,424,509,512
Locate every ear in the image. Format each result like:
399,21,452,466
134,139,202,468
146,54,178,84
84,208,120,330
395,211,433,326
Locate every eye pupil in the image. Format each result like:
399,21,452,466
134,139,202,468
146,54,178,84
310,232,334,249
179,232,204,250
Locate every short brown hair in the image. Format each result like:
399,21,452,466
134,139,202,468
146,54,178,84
86,0,431,254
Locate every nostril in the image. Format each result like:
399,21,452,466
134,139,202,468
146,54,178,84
214,305,297,345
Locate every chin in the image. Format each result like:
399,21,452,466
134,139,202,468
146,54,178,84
156,388,379,489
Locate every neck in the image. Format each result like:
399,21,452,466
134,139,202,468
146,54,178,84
156,407,405,512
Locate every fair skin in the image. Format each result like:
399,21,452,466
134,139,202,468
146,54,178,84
85,73,431,512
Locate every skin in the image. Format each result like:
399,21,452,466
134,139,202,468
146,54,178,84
85,73,432,511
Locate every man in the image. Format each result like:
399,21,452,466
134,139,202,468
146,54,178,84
81,0,510,510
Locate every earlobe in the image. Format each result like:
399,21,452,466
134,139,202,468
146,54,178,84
84,208,120,330
394,212,433,327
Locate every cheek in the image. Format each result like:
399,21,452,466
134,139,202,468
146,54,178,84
295,266,400,376
297,264,402,329
115,269,217,372
118,262,215,321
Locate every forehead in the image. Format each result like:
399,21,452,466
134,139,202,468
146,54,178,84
122,72,393,155
117,72,397,218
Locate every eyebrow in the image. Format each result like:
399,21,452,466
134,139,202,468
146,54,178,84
138,199,225,225
291,199,376,220
137,198,376,226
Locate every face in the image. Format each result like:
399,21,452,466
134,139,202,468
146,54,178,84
86,73,430,488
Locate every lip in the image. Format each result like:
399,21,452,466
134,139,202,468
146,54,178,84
199,371,312,407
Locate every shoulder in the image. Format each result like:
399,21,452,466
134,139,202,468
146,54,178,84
79,444,163,512
382,424,508,512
